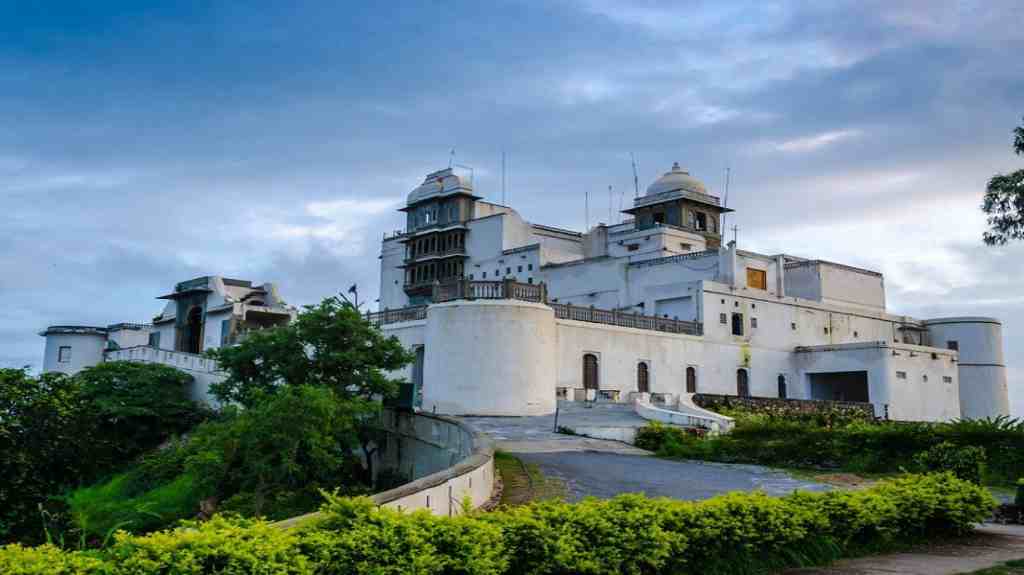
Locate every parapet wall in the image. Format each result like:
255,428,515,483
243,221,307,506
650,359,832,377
276,409,494,528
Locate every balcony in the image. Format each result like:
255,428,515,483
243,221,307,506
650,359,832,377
403,245,467,264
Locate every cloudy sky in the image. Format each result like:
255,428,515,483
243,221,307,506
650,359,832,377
2,1,1021,414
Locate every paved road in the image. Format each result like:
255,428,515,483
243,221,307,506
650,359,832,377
516,451,829,501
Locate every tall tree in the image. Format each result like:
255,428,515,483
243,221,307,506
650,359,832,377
982,117,1024,245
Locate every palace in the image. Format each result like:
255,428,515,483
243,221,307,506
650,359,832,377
374,164,1011,422
38,163,1012,424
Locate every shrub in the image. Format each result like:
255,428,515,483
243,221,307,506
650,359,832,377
913,441,987,484
1016,478,1024,508
0,473,995,575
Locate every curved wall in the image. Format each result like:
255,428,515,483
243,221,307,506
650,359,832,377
925,317,1009,419
423,299,557,415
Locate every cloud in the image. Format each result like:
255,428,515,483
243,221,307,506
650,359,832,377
766,129,863,153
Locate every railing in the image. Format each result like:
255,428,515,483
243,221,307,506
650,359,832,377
551,303,703,336
104,345,221,373
404,245,467,264
433,279,546,303
366,306,428,327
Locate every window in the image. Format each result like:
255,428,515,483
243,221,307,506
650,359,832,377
947,340,959,351
791,322,797,331
853,331,859,338
680,243,692,251
737,369,750,397
518,265,523,273
469,274,474,280
731,313,744,336
751,317,758,329
528,264,533,271
637,362,650,393
527,277,534,284
777,374,787,399
627,244,640,252
746,268,767,290
896,371,908,380
719,313,728,324
694,212,707,231
148,332,161,348
506,267,511,275
482,272,486,278
824,327,830,334
686,366,697,393
495,270,499,277
943,376,953,384
58,346,72,363
922,374,929,383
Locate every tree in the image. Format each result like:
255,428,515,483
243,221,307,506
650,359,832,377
982,117,1024,245
208,295,413,408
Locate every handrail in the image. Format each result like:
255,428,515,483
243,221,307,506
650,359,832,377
366,306,428,327
552,303,702,336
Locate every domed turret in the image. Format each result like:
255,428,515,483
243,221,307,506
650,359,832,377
407,168,474,206
646,162,708,197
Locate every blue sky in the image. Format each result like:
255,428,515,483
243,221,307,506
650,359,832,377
2,1,1022,415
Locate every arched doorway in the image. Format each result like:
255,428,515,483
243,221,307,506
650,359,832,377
637,362,649,393
686,366,697,393
737,369,749,397
186,306,203,354
777,374,787,399
583,354,599,390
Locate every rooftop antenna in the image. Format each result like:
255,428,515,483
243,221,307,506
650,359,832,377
449,148,456,169
722,166,732,229
731,224,740,246
618,186,626,224
608,185,613,225
631,152,640,198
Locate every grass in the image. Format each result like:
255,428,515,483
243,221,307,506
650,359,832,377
66,471,202,544
964,559,1024,574
493,451,567,505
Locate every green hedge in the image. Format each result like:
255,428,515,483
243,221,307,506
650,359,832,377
0,473,995,575
636,417,1024,485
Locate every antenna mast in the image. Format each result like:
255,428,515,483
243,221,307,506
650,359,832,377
631,153,640,198
722,166,732,229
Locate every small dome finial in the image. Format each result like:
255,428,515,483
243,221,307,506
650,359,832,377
671,161,681,170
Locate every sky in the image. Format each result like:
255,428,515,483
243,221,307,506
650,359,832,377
1,1,1022,415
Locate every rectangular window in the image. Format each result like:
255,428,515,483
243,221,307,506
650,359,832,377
221,319,232,346
947,340,959,351
518,265,523,272
495,270,499,277
58,346,72,363
731,313,744,336
527,277,534,284
469,274,474,280
943,376,953,384
148,332,161,348
896,371,907,380
627,244,640,252
751,317,758,329
482,272,486,278
528,264,533,271
791,322,797,331
746,268,767,290
719,313,728,324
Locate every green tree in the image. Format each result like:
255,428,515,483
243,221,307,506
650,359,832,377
208,295,413,408
982,117,1024,245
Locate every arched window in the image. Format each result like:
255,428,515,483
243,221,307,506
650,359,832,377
732,313,744,336
185,306,203,355
637,362,649,393
777,374,787,399
737,369,749,397
686,366,697,394
583,354,599,390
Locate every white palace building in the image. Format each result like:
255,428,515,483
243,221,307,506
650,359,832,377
373,164,1011,422
40,163,1011,424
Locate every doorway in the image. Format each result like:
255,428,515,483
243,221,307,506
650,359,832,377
583,354,599,390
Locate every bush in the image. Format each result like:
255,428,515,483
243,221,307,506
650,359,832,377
1016,478,1024,508
66,385,370,540
913,441,987,484
637,416,1024,484
0,473,995,574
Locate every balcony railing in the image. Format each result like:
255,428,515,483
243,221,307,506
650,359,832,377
551,303,703,336
365,306,428,327
403,245,467,264
432,279,546,303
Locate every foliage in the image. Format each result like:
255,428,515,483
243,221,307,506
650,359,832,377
1016,478,1024,508
694,394,875,428
913,441,987,484
0,364,205,545
67,385,369,540
982,116,1024,245
638,416,1024,485
0,473,996,574
208,295,413,409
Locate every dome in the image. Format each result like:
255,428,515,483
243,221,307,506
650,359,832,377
646,162,707,197
407,168,473,205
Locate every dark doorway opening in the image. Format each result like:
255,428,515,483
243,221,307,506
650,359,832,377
737,369,750,397
809,371,869,402
412,346,425,408
637,362,649,393
185,307,203,354
583,354,599,390
686,366,697,393
777,374,787,399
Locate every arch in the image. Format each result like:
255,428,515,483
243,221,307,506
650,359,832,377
686,366,697,394
736,368,750,397
637,362,650,393
731,313,744,336
185,306,203,354
777,374,787,399
583,354,599,390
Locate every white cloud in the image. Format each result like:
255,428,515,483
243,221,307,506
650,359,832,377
766,129,863,153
